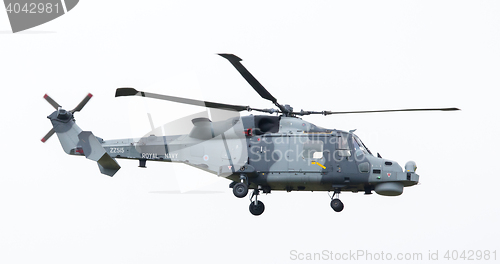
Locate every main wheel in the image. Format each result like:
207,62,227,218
232,182,248,198
229,181,236,188
330,198,344,212
249,200,265,216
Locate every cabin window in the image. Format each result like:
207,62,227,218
337,136,351,157
303,140,324,159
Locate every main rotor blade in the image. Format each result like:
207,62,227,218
115,87,249,112
43,94,61,109
71,93,93,113
315,107,460,115
41,128,55,143
218,54,279,105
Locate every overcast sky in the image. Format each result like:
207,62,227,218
1,1,499,263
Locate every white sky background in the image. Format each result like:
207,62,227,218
0,1,499,263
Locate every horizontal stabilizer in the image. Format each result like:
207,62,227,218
97,155,121,176
78,131,121,176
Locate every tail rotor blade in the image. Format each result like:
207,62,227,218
43,94,61,109
41,128,55,143
71,93,93,113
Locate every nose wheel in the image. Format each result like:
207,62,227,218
329,190,344,212
249,200,265,216
330,198,344,212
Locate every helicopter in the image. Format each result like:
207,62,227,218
42,53,459,215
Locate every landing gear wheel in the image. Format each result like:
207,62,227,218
249,200,265,216
330,198,344,212
233,182,248,198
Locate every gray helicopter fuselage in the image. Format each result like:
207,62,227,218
239,115,419,194
60,114,419,195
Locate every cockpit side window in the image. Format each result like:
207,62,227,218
353,136,372,156
353,136,365,158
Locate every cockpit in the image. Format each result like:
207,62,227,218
352,135,373,157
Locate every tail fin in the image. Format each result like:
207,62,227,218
78,131,121,176
47,109,83,154
42,93,120,176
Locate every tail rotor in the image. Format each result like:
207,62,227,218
43,94,61,109
71,93,93,113
41,128,55,143
41,93,93,142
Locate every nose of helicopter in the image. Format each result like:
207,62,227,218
369,158,420,196
404,160,419,185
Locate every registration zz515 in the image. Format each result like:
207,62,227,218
109,148,125,154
